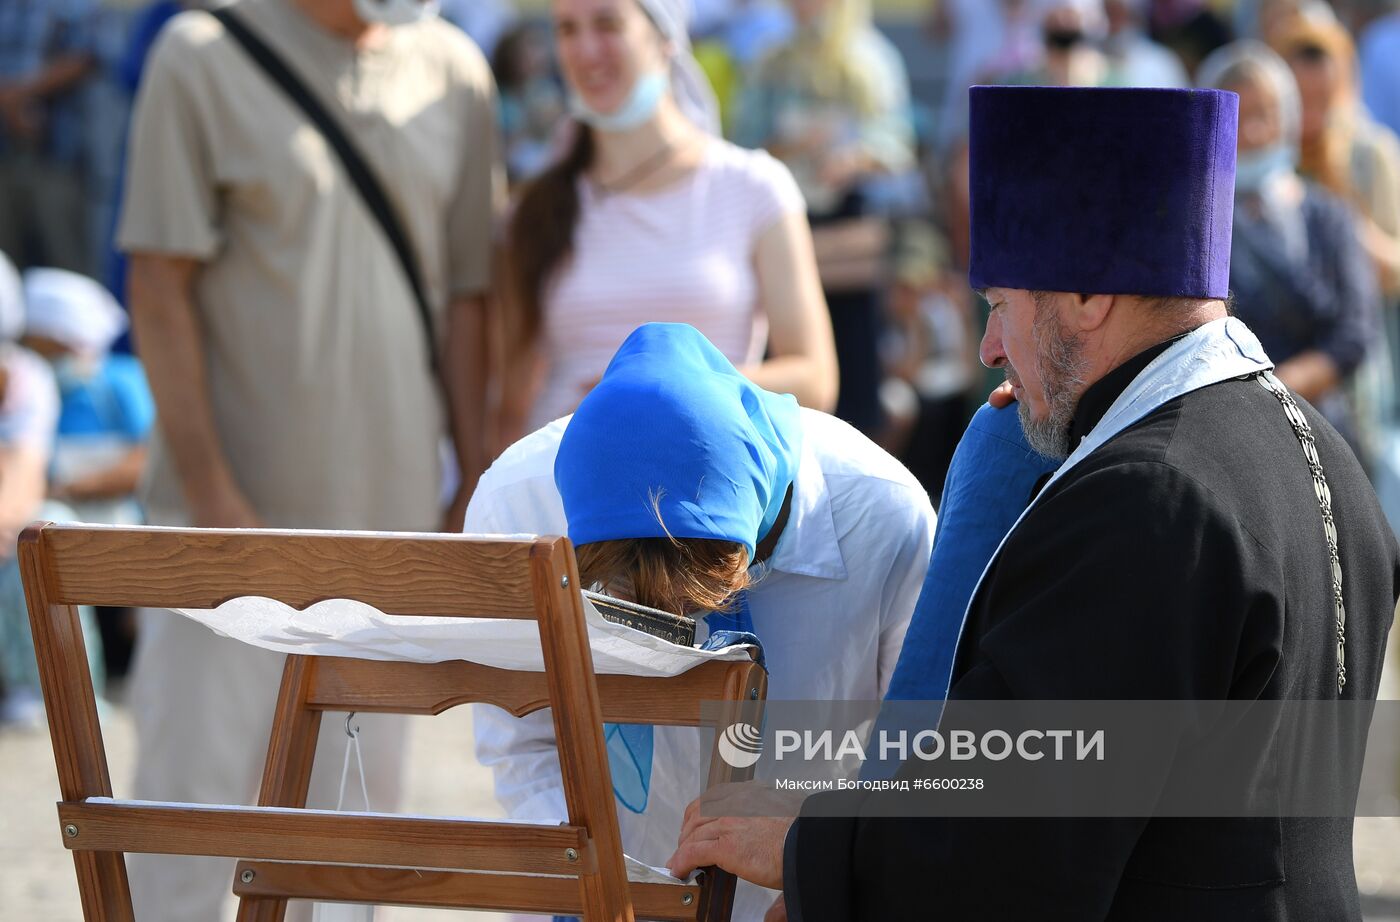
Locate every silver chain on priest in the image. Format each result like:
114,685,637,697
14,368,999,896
1256,371,1347,693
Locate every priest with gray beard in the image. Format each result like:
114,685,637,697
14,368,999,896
669,85,1400,921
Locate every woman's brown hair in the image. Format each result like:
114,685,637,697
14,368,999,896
575,536,751,615
503,126,595,346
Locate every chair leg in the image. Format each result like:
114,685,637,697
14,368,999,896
71,850,135,922
698,663,768,922
534,545,635,922
235,655,323,922
19,527,136,922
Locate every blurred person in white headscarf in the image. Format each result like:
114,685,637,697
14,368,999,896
494,0,837,446
20,268,153,525
0,253,103,725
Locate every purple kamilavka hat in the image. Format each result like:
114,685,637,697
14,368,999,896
969,86,1238,300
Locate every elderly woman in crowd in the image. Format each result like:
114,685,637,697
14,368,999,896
1199,41,1381,460
495,0,837,447
732,0,913,436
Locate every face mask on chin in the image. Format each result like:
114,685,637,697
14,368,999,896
1234,143,1295,196
53,355,98,391
351,0,438,27
570,70,669,133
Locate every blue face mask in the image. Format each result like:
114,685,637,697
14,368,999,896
1234,144,1295,195
570,70,669,133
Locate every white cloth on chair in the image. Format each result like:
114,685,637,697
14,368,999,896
166,587,756,676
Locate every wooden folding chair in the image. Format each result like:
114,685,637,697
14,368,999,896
20,523,768,922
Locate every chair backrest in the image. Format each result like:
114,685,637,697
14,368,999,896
20,523,767,922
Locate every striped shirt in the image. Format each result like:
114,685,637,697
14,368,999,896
528,140,806,430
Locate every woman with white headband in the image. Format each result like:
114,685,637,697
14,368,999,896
495,0,838,444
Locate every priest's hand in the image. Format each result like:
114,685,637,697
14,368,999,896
667,783,798,890
988,380,1017,409
667,814,793,891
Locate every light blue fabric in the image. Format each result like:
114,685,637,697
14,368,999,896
555,323,802,558
605,594,759,816
603,721,654,815
570,71,669,133
56,355,153,441
702,590,756,643
885,404,1056,703
861,405,1052,780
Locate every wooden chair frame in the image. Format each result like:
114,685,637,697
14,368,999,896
20,523,768,922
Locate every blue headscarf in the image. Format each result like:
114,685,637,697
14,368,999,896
555,323,802,557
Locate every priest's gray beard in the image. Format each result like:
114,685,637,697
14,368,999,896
1008,295,1089,460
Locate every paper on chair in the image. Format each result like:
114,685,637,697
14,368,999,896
623,855,695,885
169,595,754,678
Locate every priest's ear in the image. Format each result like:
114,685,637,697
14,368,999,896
1066,292,1116,333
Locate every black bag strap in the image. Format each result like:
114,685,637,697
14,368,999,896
210,6,441,382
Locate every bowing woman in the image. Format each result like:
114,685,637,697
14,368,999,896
494,0,838,446
469,323,934,922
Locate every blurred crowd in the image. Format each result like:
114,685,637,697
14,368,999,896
3,1,1400,917
0,0,1396,731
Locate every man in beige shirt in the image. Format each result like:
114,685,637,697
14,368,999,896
116,0,502,917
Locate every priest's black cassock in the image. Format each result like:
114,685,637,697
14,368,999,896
783,340,1400,921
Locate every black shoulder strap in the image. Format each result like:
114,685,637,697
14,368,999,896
209,6,441,381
